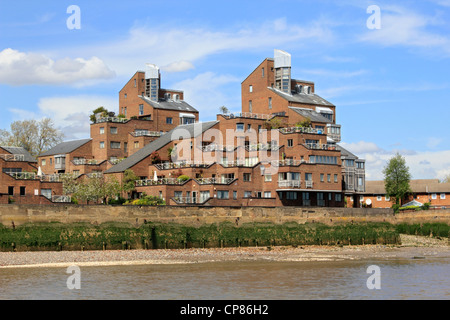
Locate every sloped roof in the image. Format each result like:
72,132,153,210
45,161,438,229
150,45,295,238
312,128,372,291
0,146,36,162
140,96,198,113
267,87,335,107
105,121,219,174
289,107,333,124
39,139,92,157
366,179,450,194
335,144,358,160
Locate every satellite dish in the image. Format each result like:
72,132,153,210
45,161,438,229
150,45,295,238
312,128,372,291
366,199,372,205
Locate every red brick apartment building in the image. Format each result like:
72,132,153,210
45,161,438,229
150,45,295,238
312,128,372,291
0,146,66,204
362,180,450,209
28,50,369,207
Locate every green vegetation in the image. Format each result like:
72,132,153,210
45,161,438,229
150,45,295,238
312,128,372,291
395,222,449,238
383,153,412,206
0,221,404,251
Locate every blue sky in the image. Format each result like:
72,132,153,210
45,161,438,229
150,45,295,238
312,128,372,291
0,0,449,180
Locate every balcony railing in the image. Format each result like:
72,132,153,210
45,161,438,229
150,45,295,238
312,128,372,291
8,172,37,180
6,172,80,182
109,159,125,165
136,178,188,187
304,143,337,151
96,117,129,124
72,159,99,166
219,160,257,168
86,172,103,179
195,178,235,185
132,130,163,137
0,154,25,161
305,181,314,189
154,161,213,170
272,159,304,167
279,126,320,135
246,144,281,152
172,196,211,205
202,144,236,152
222,112,272,120
278,180,302,188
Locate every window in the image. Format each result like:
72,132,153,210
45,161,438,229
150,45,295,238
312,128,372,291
256,191,263,198
286,192,297,200
124,94,127,98
217,190,229,199
431,193,437,200
287,139,293,147
134,79,136,87
345,159,355,167
174,191,182,199
327,174,331,183
233,191,237,200
134,141,140,149
249,85,253,93
166,117,173,124
110,142,121,149
262,67,265,77
100,127,105,134
249,100,252,113
320,174,324,182
181,117,195,125
268,97,272,109
357,162,365,169
73,170,80,176
124,107,127,117
305,173,312,181
328,193,332,201
334,174,338,183
243,173,251,182
264,191,272,198
358,177,364,186
335,194,342,202
8,186,14,196
244,191,252,198
20,186,25,196
385,195,390,201
441,193,446,200
236,123,244,132
264,175,272,182
139,104,144,116
124,142,128,153
247,124,251,131
377,196,382,201
100,141,105,149
110,127,118,134
42,159,46,166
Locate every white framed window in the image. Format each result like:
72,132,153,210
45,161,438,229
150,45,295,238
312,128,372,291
110,142,121,149
440,193,446,200
431,193,437,200
385,195,390,201
377,196,382,201
42,159,46,166
264,191,272,198
100,127,105,134
139,104,144,116
100,141,105,149
244,191,252,198
217,190,229,199
287,139,293,147
236,123,244,132
268,97,272,109
110,127,118,134
249,85,253,93
264,175,272,182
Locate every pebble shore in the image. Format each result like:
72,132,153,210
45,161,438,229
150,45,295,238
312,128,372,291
0,235,448,268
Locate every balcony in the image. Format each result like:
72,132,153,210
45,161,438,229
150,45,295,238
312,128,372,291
131,130,163,137
279,126,320,135
0,154,25,161
135,178,188,187
72,159,99,166
304,143,337,151
272,159,304,167
305,181,314,189
154,161,213,170
86,172,103,179
51,195,72,203
6,172,80,182
326,124,341,143
202,144,236,152
172,196,211,205
219,160,257,168
195,177,236,185
246,144,281,152
278,180,301,188
96,116,129,124
222,112,272,120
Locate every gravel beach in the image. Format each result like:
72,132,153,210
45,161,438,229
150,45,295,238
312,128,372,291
0,235,448,268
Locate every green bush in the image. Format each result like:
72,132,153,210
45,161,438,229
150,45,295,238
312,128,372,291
128,195,165,206
177,175,190,182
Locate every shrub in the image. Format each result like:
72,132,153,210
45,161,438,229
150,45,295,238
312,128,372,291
422,202,431,210
130,195,165,206
177,175,190,182
392,203,400,213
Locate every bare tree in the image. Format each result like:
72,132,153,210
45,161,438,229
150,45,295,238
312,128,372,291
0,118,64,156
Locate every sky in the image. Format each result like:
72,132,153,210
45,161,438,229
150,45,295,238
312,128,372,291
0,0,449,181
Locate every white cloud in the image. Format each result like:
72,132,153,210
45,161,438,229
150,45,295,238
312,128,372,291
359,5,450,55
0,48,116,86
161,61,195,73
172,72,240,120
9,95,117,140
342,140,450,181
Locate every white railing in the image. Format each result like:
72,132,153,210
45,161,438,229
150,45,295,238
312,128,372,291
0,154,25,161
220,160,256,168
8,172,37,180
136,178,187,187
272,159,304,166
305,181,314,188
279,126,320,135
7,172,80,182
202,144,236,152
52,195,72,203
133,130,163,137
246,144,281,152
86,172,103,179
172,196,211,204
72,159,99,165
96,117,128,123
223,112,272,120
109,159,125,165
278,180,301,188
304,143,337,151
195,178,235,185
154,161,213,170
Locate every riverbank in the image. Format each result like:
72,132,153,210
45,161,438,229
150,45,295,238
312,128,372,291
0,235,447,269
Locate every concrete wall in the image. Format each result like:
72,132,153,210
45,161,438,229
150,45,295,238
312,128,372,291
0,204,448,228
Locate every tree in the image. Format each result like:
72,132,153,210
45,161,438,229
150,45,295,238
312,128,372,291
441,174,450,183
64,175,122,205
122,169,139,197
383,153,412,206
0,118,64,156
219,106,229,114
90,106,112,123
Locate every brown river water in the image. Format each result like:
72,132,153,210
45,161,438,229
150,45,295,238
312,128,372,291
0,256,449,300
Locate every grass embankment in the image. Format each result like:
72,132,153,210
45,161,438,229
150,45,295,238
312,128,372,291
0,221,405,252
